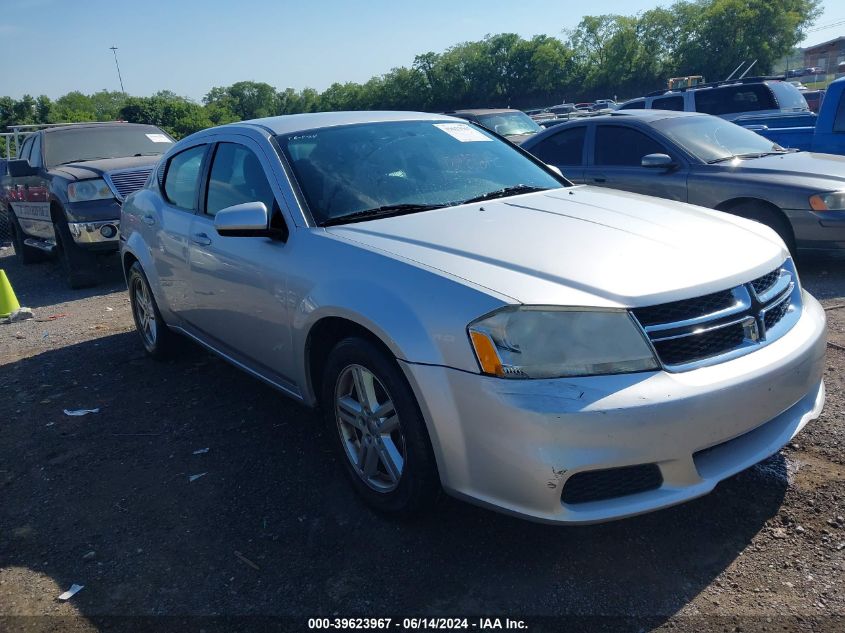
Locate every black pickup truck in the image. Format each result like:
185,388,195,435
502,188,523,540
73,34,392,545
2,122,173,287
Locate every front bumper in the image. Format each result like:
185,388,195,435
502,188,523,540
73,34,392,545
402,291,827,524
68,219,121,248
785,208,845,251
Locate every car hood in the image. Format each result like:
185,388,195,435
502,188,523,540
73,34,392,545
48,155,161,181
716,151,845,186
325,186,787,308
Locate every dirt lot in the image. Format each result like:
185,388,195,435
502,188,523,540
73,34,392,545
0,246,843,633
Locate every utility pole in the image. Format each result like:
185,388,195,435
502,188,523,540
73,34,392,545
109,46,125,93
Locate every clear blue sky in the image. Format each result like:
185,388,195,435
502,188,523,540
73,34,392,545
0,0,843,101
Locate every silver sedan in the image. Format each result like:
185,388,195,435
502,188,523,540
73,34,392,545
120,112,826,523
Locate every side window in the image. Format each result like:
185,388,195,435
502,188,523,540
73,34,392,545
163,145,207,211
29,135,43,168
695,85,777,116
530,126,586,166
620,100,645,110
18,136,34,162
833,97,845,133
205,143,276,217
594,126,667,166
652,96,684,111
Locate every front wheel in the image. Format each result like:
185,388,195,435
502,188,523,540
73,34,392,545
321,337,441,516
54,215,99,289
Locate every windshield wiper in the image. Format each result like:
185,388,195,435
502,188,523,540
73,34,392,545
457,184,550,205
320,203,446,227
56,157,110,165
707,150,791,164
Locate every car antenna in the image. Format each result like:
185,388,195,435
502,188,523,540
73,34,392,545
725,62,746,81
738,60,757,79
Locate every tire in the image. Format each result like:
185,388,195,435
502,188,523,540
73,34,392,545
54,214,99,289
728,202,796,257
321,336,441,516
10,212,48,264
127,261,179,360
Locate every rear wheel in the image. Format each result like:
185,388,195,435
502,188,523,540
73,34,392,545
10,213,48,264
128,261,179,360
54,215,99,289
321,336,441,516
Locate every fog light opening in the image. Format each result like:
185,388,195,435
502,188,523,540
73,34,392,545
100,224,117,238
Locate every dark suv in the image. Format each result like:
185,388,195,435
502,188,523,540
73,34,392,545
3,123,173,287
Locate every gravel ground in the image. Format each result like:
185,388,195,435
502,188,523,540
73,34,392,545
0,246,843,633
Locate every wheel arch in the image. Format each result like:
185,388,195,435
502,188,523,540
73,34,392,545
714,196,795,250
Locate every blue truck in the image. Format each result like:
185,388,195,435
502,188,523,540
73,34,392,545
749,76,845,155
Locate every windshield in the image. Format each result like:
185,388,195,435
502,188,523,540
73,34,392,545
650,116,785,163
44,125,174,167
278,120,563,225
475,111,542,136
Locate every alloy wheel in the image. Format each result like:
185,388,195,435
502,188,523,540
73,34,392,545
334,364,406,493
132,276,157,348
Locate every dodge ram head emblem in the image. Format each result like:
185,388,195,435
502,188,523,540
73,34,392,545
743,316,761,342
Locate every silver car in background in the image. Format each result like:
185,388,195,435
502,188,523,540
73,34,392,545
120,112,826,524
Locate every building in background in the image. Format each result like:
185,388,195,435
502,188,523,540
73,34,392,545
801,36,845,73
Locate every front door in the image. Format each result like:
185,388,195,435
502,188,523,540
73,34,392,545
584,124,689,202
9,134,53,241
185,139,294,384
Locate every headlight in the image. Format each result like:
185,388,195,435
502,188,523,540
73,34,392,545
467,307,659,379
67,179,114,203
809,191,845,211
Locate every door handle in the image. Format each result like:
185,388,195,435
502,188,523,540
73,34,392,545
142,214,156,226
191,232,212,246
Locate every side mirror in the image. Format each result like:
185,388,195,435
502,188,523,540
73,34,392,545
214,201,271,237
641,153,676,169
546,164,564,177
8,159,38,178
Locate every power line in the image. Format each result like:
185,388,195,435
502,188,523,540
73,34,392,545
806,19,845,33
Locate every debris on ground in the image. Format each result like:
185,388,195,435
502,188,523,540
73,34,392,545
82,551,96,561
188,472,208,482
57,584,84,601
192,448,209,455
1,307,35,323
234,550,260,571
63,408,100,417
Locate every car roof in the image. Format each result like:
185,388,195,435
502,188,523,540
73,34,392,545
234,111,459,136
42,122,160,134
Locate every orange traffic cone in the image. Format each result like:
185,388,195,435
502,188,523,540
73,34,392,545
0,269,21,318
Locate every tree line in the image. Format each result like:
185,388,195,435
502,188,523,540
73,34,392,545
0,0,820,148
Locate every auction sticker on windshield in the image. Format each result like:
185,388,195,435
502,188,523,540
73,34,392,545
434,123,492,142
145,133,173,143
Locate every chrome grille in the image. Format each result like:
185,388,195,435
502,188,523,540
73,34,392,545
104,168,153,201
631,261,802,371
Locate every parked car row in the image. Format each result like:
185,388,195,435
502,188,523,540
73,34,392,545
3,91,841,526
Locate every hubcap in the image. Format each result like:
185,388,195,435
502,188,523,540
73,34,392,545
132,276,157,347
335,364,405,493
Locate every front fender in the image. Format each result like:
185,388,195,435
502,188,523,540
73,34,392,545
121,225,175,322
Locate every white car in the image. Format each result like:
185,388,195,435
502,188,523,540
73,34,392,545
120,111,826,524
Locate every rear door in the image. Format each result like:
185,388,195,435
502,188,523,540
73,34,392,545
583,123,689,201
185,137,295,385
147,143,210,315
524,125,586,182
